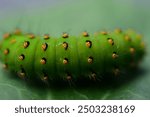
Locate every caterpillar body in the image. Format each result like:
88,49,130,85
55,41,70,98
0,29,145,83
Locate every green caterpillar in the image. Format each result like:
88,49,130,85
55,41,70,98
0,29,145,83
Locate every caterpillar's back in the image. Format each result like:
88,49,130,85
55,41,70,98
0,29,145,83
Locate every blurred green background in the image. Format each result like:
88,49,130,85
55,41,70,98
0,0,150,99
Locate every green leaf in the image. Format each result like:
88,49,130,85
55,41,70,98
0,0,150,99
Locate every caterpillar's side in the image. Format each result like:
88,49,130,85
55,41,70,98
0,29,145,83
